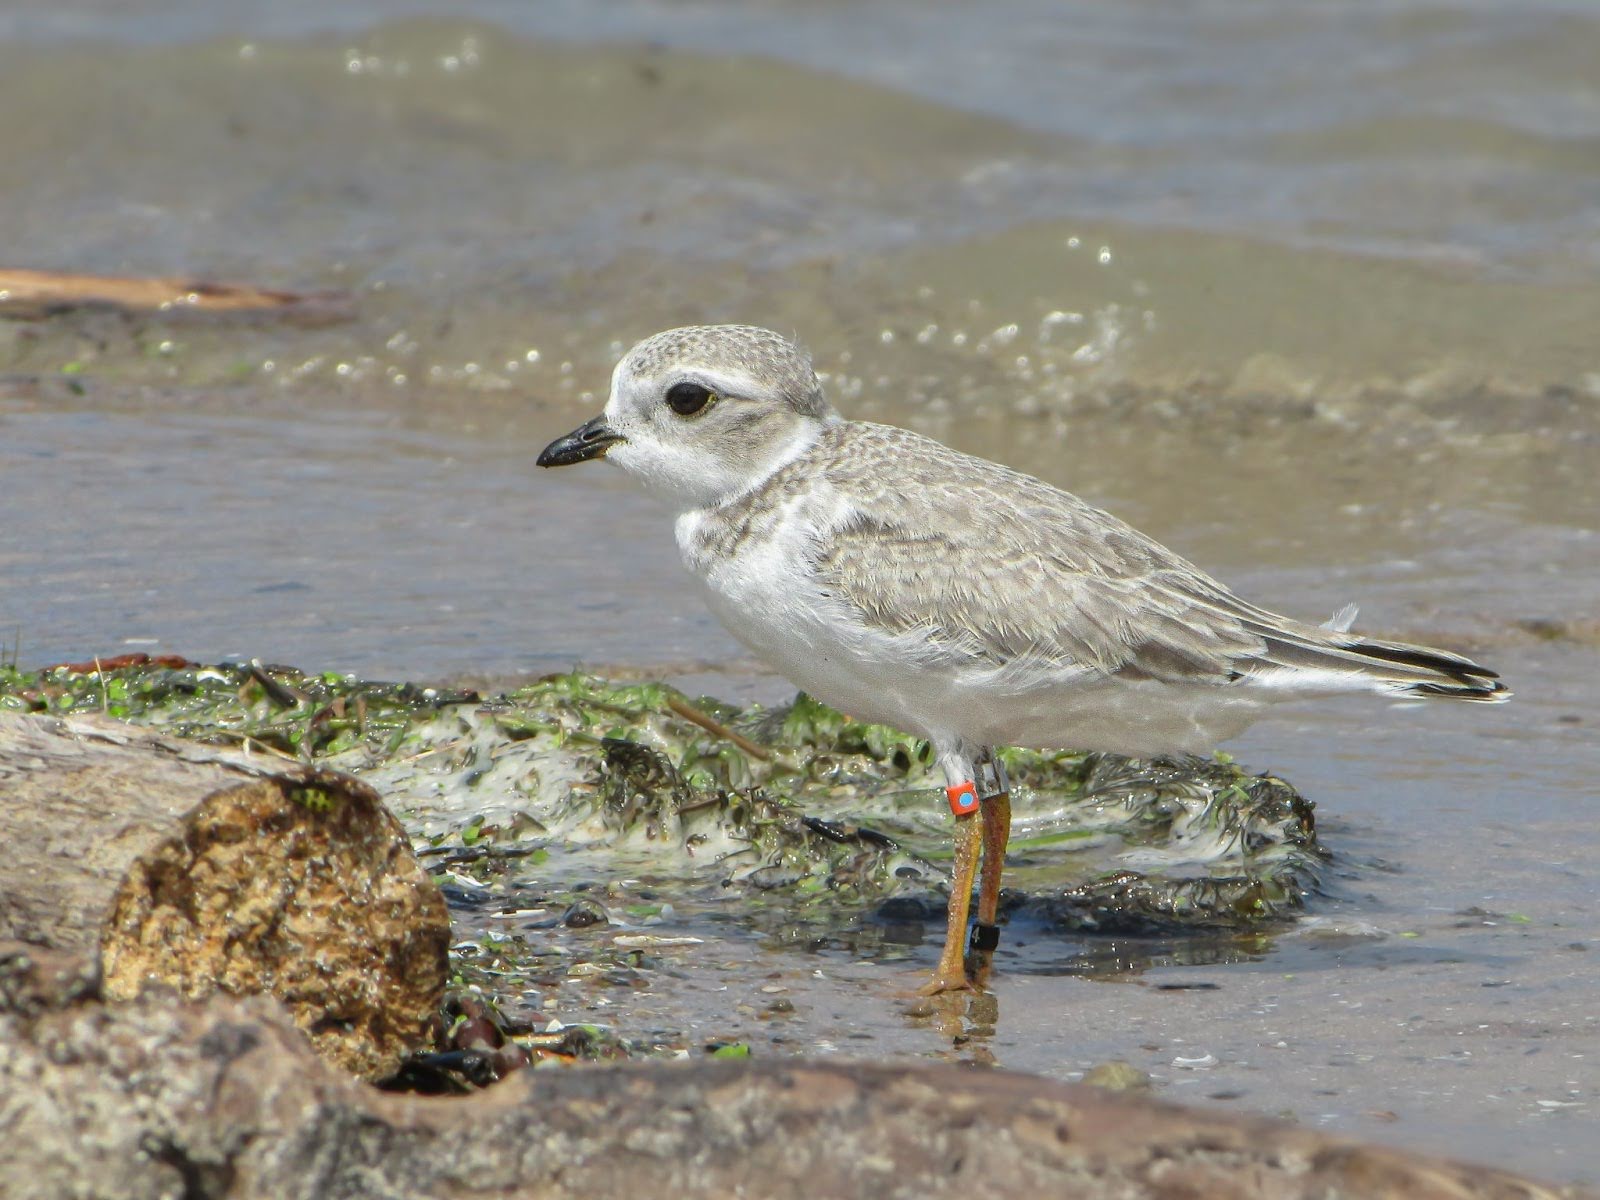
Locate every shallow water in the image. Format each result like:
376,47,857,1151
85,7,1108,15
1,1,1598,1183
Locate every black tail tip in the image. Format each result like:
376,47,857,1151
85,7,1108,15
1405,679,1513,703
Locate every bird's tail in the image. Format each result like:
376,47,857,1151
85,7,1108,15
1330,634,1509,701
1242,609,1510,702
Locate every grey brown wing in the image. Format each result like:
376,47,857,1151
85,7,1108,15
809,504,1267,683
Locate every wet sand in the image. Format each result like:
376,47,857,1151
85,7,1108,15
2,6,1597,1184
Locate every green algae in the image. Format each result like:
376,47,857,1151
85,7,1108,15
2,655,1335,1072
0,657,1326,937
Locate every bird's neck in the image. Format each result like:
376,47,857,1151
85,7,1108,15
757,414,836,479
700,415,838,514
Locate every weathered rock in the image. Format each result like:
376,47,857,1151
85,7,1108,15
0,977,1586,1200
0,712,449,1079
0,941,99,1016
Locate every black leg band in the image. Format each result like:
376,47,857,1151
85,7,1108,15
969,922,1001,953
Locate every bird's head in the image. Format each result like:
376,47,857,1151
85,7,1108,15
537,324,838,509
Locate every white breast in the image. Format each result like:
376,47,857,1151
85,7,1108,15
675,490,938,731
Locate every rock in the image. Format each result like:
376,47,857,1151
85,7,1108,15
0,979,1588,1200
0,941,99,1016
0,712,449,1079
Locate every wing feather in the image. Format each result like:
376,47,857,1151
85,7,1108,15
805,430,1263,683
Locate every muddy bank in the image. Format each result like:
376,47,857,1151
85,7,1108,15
6,971,1587,1200
0,705,1588,1199
3,657,1591,1190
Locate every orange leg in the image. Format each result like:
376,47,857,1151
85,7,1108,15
977,790,1011,925
970,790,1012,982
919,808,981,995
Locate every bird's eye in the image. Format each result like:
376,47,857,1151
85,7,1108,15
665,381,716,417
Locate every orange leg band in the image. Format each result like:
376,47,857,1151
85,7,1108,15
946,780,981,816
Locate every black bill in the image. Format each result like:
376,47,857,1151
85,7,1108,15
536,414,624,467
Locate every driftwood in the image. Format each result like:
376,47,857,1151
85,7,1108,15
0,712,449,1079
0,960,1586,1200
0,267,351,324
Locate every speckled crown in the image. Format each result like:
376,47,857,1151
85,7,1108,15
623,325,829,418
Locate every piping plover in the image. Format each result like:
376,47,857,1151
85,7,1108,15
538,324,1508,994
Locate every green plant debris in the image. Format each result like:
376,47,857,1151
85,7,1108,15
4,657,1339,1078
0,658,1326,937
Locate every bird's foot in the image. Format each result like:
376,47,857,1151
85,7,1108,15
916,967,974,997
